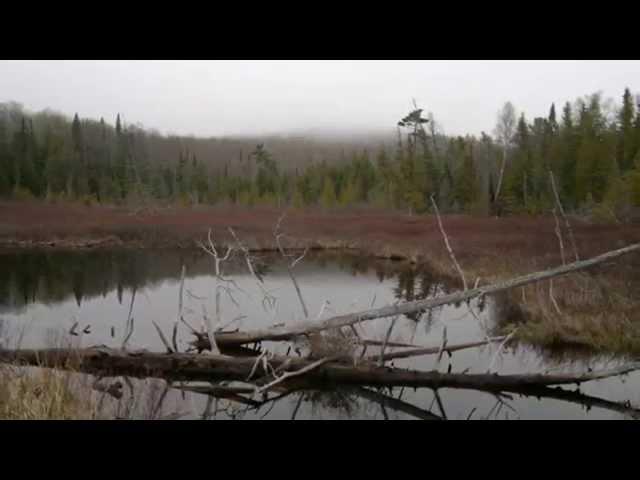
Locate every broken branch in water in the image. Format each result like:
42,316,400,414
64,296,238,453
151,321,174,353
256,356,337,394
487,330,517,374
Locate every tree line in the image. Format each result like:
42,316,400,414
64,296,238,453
1,88,639,219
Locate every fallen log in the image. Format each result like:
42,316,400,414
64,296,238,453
3,346,640,392
189,331,419,354
373,337,506,363
206,242,640,347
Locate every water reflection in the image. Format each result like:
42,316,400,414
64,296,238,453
0,250,445,315
1,249,640,420
81,375,640,421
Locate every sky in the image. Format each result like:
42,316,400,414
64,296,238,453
0,60,639,138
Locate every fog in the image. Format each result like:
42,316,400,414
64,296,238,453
0,60,638,138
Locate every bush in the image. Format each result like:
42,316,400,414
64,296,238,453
12,187,35,201
80,194,98,207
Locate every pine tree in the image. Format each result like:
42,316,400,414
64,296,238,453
618,88,637,171
0,111,10,195
320,175,337,210
453,140,479,211
71,113,89,197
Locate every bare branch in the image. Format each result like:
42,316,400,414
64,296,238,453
151,320,174,353
549,170,579,262
378,315,400,366
552,208,566,265
431,195,468,290
549,280,562,315
256,356,337,394
121,287,137,349
273,214,309,318
487,330,517,374
436,326,448,364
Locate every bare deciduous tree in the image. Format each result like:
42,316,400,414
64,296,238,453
493,101,517,205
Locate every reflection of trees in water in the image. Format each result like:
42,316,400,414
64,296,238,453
0,250,217,311
300,389,362,420
335,253,371,277
393,268,443,323
0,249,450,326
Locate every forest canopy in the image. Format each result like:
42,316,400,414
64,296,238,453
1,88,640,220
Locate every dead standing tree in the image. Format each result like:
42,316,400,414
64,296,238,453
492,101,517,214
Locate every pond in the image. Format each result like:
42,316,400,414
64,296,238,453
0,248,638,420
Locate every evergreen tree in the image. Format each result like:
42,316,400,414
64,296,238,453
618,88,636,171
320,175,337,210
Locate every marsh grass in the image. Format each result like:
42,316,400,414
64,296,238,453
0,365,101,420
0,321,184,420
482,257,640,356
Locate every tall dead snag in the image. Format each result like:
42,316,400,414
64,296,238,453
493,102,517,207
202,242,640,347
431,195,467,290
549,170,579,262
198,228,239,354
274,211,309,319
552,208,566,266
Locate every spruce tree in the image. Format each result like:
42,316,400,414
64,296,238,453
618,88,636,171
320,175,337,210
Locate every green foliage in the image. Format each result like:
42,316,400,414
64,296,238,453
1,90,640,220
12,186,35,201
320,176,337,209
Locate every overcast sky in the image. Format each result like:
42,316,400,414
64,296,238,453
1,60,638,138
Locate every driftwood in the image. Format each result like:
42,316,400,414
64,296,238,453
188,329,419,354
201,242,640,347
3,346,640,392
374,337,505,363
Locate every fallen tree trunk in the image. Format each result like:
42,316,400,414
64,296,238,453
189,331,419,354
207,242,640,347
3,346,640,391
374,337,505,363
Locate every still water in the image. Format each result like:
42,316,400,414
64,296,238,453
0,248,638,420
